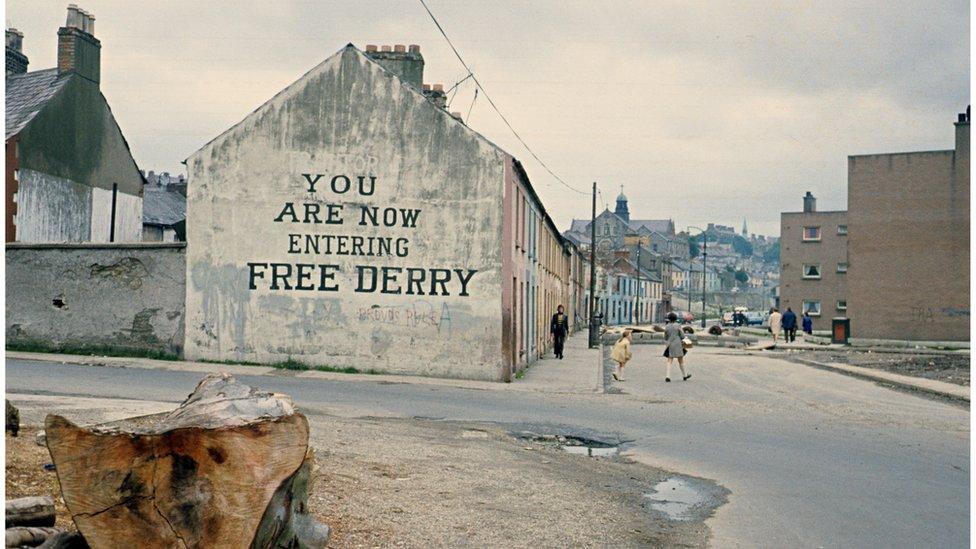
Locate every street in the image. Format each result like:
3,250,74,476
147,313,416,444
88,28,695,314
5,336,969,548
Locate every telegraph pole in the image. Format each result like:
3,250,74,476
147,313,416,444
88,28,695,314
588,182,598,348
635,245,641,325
701,233,708,328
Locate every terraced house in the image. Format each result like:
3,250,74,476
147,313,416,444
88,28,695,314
184,43,580,381
5,6,143,243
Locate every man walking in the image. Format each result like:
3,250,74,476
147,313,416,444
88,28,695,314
782,307,797,343
550,305,569,359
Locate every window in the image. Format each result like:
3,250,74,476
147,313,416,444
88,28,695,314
836,262,848,273
837,225,848,236
803,300,821,316
802,264,821,279
802,226,821,241
837,300,847,311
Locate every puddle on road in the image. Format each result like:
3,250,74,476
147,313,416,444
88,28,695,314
560,438,620,457
516,432,621,457
644,477,707,521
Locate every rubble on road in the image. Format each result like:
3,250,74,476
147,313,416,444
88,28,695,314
788,349,970,386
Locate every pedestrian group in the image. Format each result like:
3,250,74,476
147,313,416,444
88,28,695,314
609,312,691,383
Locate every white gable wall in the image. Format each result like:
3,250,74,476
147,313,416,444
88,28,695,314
185,46,507,380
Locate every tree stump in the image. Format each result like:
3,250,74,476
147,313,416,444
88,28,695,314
5,526,62,547
45,373,329,548
5,497,56,528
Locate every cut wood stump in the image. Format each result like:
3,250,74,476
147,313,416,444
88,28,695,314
36,531,88,549
45,373,329,549
5,526,61,547
5,497,56,528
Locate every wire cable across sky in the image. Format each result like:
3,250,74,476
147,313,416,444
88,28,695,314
418,0,590,196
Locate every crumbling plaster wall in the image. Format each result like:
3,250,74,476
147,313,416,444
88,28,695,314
6,243,186,356
185,46,507,380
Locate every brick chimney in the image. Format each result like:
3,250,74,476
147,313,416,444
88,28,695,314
422,83,447,109
363,43,424,89
58,4,100,85
803,191,816,213
955,105,970,163
5,28,28,75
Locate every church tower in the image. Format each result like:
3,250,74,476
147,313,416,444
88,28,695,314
614,186,630,223
742,218,748,236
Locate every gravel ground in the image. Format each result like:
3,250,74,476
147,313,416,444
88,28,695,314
7,394,714,548
786,349,970,386
6,427,75,532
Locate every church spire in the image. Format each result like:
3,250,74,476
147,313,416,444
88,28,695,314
742,218,748,236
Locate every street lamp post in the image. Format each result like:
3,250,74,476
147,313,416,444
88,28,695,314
688,226,708,327
588,182,598,348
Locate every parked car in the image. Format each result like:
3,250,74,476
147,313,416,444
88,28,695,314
744,312,767,326
723,307,750,326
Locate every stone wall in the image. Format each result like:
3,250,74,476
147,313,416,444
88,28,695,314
6,243,186,356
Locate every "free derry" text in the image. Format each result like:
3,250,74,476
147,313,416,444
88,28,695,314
245,173,477,296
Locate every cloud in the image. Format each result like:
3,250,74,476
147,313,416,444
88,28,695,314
7,0,967,237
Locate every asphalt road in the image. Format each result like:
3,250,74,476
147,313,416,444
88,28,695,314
6,347,970,548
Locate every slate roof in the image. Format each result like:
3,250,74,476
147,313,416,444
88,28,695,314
562,230,590,246
142,188,186,226
569,216,674,236
6,68,70,139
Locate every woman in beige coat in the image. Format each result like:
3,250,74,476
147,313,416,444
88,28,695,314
663,312,690,382
769,308,783,343
610,330,633,381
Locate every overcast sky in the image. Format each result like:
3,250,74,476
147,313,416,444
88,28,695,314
7,1,969,236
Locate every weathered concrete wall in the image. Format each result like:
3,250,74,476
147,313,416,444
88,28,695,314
13,75,143,242
18,76,143,196
16,168,91,242
6,243,186,356
90,187,141,243
185,46,506,380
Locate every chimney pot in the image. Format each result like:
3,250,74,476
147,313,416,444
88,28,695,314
381,45,392,52
66,5,80,28
394,44,406,53
365,44,378,52
58,4,101,83
432,83,443,92
5,28,23,51
5,27,28,75
422,83,431,91
408,44,420,53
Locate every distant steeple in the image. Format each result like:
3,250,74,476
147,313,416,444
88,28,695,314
742,218,748,236
614,185,629,223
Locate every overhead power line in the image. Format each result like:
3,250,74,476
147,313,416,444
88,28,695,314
418,0,588,196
